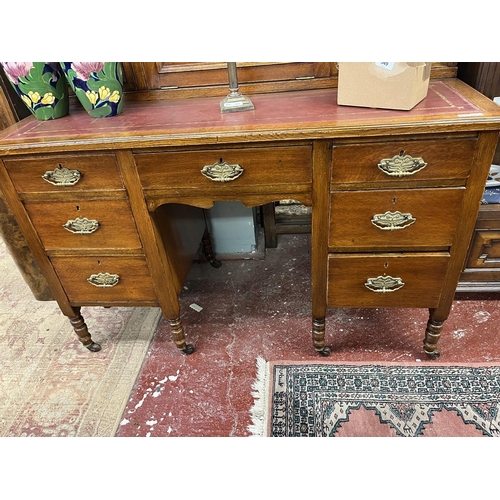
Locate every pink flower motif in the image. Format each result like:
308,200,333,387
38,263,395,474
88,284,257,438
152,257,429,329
1,62,33,84
71,62,105,81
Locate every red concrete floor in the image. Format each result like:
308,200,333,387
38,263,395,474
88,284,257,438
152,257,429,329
115,234,500,437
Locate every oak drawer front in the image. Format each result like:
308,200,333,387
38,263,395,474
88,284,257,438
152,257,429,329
329,187,465,250
50,256,157,303
135,146,312,191
24,200,142,251
4,153,124,193
327,253,449,308
331,138,476,186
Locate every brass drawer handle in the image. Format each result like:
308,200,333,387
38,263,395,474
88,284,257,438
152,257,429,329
42,164,82,186
365,275,405,293
201,160,244,182
378,152,427,177
87,272,120,288
371,211,416,230
63,217,100,234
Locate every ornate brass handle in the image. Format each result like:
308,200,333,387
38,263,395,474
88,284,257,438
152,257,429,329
63,217,100,234
201,160,244,182
371,211,416,230
42,164,82,186
87,272,120,288
378,152,427,177
365,275,405,293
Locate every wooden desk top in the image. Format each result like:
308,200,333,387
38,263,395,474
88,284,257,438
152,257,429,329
1,79,499,155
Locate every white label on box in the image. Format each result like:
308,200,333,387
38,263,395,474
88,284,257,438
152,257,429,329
375,62,395,71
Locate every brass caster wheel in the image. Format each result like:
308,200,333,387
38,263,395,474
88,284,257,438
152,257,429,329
182,344,195,355
316,346,331,356
86,341,101,352
425,348,440,360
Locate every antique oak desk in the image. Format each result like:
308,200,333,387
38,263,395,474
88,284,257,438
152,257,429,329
0,78,499,358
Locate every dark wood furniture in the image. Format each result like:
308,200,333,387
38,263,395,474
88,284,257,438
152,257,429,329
0,70,499,358
456,62,500,292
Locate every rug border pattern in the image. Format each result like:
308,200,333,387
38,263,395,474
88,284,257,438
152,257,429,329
249,358,500,437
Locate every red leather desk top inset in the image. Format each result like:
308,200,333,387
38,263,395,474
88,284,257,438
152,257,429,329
0,81,486,148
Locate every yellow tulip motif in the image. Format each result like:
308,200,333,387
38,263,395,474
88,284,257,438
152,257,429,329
21,95,32,108
28,91,41,103
21,91,56,110
109,90,120,103
85,87,120,108
98,86,111,100
41,93,55,105
86,90,98,105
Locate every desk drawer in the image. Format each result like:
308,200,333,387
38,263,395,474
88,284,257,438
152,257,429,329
327,253,449,308
329,187,465,250
4,153,124,193
50,255,157,303
331,138,476,187
135,145,312,192
24,200,142,251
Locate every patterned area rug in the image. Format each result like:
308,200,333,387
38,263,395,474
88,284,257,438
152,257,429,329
249,358,500,437
0,238,161,436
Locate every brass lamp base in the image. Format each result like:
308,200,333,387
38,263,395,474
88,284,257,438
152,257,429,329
220,63,255,114
220,91,255,113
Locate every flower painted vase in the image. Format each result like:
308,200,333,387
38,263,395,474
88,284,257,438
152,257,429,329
60,62,123,118
1,62,69,120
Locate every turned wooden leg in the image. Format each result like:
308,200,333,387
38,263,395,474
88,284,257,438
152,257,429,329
69,307,101,352
201,227,222,268
169,317,195,354
313,317,331,356
423,315,444,359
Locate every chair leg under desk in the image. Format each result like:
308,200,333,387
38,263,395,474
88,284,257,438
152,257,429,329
201,227,222,268
261,201,312,248
262,202,278,248
201,210,222,268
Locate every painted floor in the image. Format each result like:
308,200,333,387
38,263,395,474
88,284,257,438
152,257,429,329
115,233,500,437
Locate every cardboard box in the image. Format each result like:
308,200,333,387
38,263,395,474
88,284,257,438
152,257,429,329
337,62,432,111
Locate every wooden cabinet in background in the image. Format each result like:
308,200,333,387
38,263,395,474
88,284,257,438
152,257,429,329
121,62,459,98
457,62,500,292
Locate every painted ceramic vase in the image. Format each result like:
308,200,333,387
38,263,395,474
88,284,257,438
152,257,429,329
60,62,123,118
1,62,69,120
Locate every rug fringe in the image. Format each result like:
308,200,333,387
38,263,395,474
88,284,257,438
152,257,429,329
248,356,269,437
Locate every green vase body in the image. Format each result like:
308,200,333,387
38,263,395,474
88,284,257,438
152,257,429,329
60,62,124,118
1,62,69,120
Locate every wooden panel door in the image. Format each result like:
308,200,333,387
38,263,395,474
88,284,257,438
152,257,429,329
122,62,459,99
